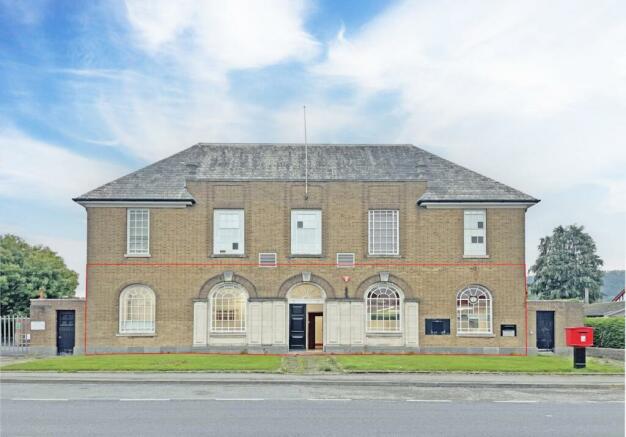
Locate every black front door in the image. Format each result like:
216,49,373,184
289,304,306,350
536,311,555,350
57,310,75,355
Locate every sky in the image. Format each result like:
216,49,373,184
0,0,625,297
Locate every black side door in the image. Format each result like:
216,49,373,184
536,311,555,350
289,304,306,350
57,310,75,355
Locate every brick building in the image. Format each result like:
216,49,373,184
63,143,543,354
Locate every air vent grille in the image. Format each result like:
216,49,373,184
258,252,277,267
336,253,355,268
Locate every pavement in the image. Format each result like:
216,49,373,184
1,370,624,388
1,376,624,437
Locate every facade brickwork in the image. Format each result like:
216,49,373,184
82,180,530,353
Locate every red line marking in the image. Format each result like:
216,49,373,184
524,263,529,356
84,351,527,357
84,264,88,355
82,261,528,356
86,262,526,268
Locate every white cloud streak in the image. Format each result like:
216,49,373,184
0,127,126,202
315,0,626,196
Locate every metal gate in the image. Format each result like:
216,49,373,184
0,315,31,355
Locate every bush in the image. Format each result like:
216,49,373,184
584,317,625,349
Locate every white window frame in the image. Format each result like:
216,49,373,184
119,284,156,334
209,283,248,334
463,209,487,257
291,210,322,255
368,210,399,256
365,283,403,333
456,285,493,335
213,209,245,255
126,208,150,256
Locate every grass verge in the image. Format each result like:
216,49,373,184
334,354,624,373
0,354,282,372
1,354,622,373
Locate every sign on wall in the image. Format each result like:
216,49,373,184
30,321,45,331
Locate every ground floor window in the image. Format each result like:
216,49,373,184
119,284,155,334
366,283,402,333
456,285,492,334
210,283,248,333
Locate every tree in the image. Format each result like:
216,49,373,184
529,225,603,302
0,234,77,315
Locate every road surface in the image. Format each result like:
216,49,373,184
1,379,623,436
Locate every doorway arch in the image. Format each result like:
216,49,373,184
285,282,326,351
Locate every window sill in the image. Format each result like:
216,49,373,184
462,254,490,259
124,254,151,258
209,332,247,338
211,254,247,258
366,332,403,337
457,333,495,338
366,254,402,258
117,333,156,337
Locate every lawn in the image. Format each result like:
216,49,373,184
1,353,623,373
334,354,624,373
0,354,282,372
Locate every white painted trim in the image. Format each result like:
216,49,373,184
290,209,322,255
118,284,156,335
207,283,248,334
77,201,192,208
463,209,486,257
213,209,245,256
364,282,404,334
126,208,150,256
286,282,327,304
420,202,535,209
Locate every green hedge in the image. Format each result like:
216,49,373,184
584,317,625,349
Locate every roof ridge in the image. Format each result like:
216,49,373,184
195,142,416,147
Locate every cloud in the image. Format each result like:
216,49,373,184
0,127,127,202
315,0,626,197
124,0,319,71
69,0,319,161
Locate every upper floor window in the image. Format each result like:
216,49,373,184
456,285,492,335
368,210,399,256
214,209,245,255
464,210,486,256
291,210,322,255
119,284,155,334
127,208,150,256
365,283,402,333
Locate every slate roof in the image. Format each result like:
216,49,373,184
584,301,625,317
74,143,539,205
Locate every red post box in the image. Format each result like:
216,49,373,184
565,326,594,369
565,327,594,347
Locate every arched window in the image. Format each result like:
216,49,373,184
210,283,248,333
366,283,402,332
119,285,155,334
456,285,492,334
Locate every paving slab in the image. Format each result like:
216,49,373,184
1,371,623,388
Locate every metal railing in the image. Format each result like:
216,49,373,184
0,315,31,355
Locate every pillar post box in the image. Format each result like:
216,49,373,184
564,327,594,369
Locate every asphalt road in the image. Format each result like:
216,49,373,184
1,381,624,436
